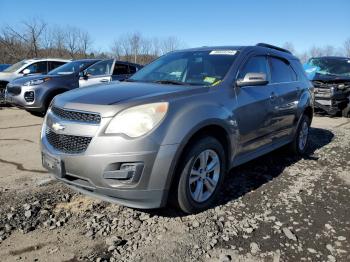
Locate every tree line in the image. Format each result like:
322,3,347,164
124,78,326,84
1,19,349,66
0,19,184,65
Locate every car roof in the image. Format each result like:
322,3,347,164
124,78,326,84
24,58,71,63
173,45,298,60
70,59,101,63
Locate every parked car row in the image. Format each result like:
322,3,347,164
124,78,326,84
39,43,314,213
1,58,142,114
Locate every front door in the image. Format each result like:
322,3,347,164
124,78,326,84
79,59,114,87
234,55,277,154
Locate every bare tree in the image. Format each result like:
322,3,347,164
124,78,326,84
282,42,295,54
160,36,182,54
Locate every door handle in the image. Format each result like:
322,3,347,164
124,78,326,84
100,79,109,83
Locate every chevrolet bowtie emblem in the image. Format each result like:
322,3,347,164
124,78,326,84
52,122,65,132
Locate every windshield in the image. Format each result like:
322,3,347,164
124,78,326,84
3,60,28,73
130,50,238,86
49,60,95,75
307,58,350,77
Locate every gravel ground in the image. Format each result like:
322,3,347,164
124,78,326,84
0,107,349,262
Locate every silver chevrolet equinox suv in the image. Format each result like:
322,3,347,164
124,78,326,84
41,43,314,214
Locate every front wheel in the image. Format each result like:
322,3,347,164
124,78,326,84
288,115,311,155
173,137,226,214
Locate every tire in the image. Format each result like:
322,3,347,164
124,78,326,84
342,104,350,118
288,114,311,155
173,137,227,214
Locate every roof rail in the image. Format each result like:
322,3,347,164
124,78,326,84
256,43,292,54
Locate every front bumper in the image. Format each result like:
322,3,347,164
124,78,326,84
41,111,179,209
5,85,44,111
314,96,349,115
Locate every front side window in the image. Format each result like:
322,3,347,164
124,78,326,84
269,57,296,83
85,59,113,76
130,50,238,86
23,61,48,74
129,65,137,74
237,56,269,80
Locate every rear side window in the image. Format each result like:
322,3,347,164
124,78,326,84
113,63,129,75
23,61,47,74
237,56,269,79
49,61,66,71
269,57,297,83
128,65,137,74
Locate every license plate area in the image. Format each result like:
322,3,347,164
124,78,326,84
42,152,63,177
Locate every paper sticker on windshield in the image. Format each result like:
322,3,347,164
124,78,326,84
210,50,237,55
347,60,350,63
204,77,216,83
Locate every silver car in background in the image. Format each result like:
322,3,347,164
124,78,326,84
0,58,69,103
41,44,313,214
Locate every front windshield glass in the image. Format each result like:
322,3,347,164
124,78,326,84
49,60,94,75
3,60,28,73
130,50,239,86
308,58,350,77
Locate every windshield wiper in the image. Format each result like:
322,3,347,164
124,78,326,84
153,80,187,85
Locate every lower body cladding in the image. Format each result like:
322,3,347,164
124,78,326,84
41,126,179,209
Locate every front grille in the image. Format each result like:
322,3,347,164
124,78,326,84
7,85,21,95
51,106,101,124
46,127,92,154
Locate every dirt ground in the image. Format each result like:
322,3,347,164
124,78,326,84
0,107,349,262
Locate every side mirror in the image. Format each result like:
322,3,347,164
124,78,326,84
22,69,31,75
236,72,268,87
80,71,89,79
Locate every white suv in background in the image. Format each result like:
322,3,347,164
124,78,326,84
0,58,69,102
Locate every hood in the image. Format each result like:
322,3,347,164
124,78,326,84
10,73,72,85
54,81,206,117
0,72,17,82
311,73,350,83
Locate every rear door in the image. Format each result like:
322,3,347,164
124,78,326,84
268,56,299,140
235,55,277,154
79,59,113,87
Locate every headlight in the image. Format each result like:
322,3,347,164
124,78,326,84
105,102,169,137
24,77,51,86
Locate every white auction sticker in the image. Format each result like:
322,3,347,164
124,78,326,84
209,50,237,55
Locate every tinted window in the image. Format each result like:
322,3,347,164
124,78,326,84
269,57,296,83
86,59,113,76
23,61,47,74
113,63,129,75
49,61,66,71
129,65,137,74
238,56,269,79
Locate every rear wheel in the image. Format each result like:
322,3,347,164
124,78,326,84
173,137,226,214
288,114,311,155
